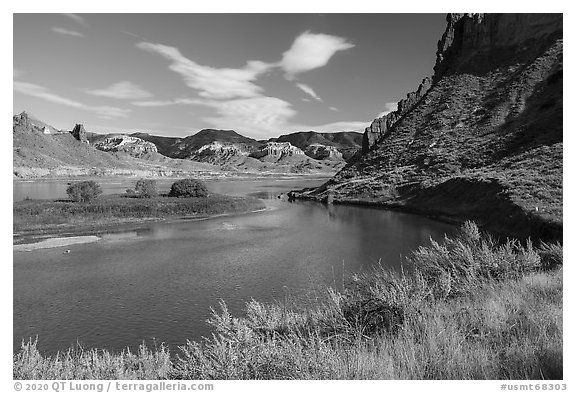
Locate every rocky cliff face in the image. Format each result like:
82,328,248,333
305,144,343,160
293,13,563,240
363,77,432,153
250,142,305,160
272,131,363,161
13,112,30,130
189,141,250,164
71,124,89,144
93,135,158,157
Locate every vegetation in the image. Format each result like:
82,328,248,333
14,194,264,237
13,222,562,380
66,181,102,203
134,179,158,198
169,178,209,198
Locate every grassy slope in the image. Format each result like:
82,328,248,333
14,222,562,380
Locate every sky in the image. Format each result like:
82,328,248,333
13,13,447,139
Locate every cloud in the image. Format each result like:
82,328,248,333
51,27,84,37
137,42,273,100
377,102,398,117
329,107,339,112
132,94,365,138
62,13,87,25
305,121,367,133
200,96,297,138
14,81,130,119
280,31,354,78
296,83,323,102
200,98,365,138
135,33,357,138
137,31,355,100
123,31,141,39
14,68,23,79
87,81,153,100
131,98,202,107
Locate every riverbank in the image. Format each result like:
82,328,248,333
288,179,563,243
13,194,265,245
13,222,563,379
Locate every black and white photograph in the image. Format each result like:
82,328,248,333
11,8,565,385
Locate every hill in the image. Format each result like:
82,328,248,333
271,131,362,161
291,13,563,241
13,112,220,178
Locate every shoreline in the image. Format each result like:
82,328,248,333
13,205,271,249
288,191,563,242
13,192,268,247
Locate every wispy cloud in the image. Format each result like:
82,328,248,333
132,98,202,107
136,32,357,138
377,102,398,117
329,107,339,112
296,83,323,102
307,121,367,133
62,13,86,26
137,42,272,100
123,31,141,39
200,96,297,138
51,27,84,37
137,31,354,101
14,81,130,119
132,95,365,138
87,81,152,100
280,31,354,79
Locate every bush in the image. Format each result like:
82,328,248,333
66,181,102,202
134,179,158,198
538,241,563,270
168,178,209,198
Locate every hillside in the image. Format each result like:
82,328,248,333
133,128,360,169
13,112,220,178
271,131,363,161
291,14,563,240
14,115,346,177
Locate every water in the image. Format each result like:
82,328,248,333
13,177,457,355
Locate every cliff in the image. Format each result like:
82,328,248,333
249,142,305,160
272,131,363,161
93,135,158,157
292,13,563,240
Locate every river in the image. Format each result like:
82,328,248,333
13,177,457,355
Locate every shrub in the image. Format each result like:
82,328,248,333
134,179,158,198
168,178,209,198
538,241,563,270
66,181,102,202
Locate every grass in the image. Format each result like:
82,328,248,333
13,222,562,380
13,193,265,235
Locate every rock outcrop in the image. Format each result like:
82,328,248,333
305,144,343,160
71,124,89,144
250,142,305,160
189,141,250,164
93,135,158,157
272,131,363,162
293,13,563,241
363,77,432,153
13,112,30,130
